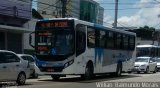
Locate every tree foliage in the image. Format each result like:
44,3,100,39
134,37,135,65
127,26,155,40
32,9,43,19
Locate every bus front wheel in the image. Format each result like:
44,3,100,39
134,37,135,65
82,62,94,80
114,63,122,76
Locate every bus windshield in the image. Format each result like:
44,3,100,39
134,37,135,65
136,47,151,57
36,29,74,56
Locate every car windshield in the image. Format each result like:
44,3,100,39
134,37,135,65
135,58,149,62
21,56,35,62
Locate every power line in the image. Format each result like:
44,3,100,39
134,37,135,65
117,22,136,30
31,0,160,28
154,0,160,3
32,0,61,8
153,22,160,28
41,0,60,11
33,0,160,11
99,2,159,5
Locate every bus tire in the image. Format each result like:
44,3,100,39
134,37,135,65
83,62,94,80
114,63,122,77
51,75,60,80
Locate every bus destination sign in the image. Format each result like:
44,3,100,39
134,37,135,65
40,21,70,28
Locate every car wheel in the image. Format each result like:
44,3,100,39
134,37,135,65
16,72,26,85
137,71,140,74
145,67,149,73
153,67,157,73
32,71,38,78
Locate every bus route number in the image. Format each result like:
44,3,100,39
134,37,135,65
41,22,68,28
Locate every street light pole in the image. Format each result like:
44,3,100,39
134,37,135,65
152,31,155,45
61,0,67,18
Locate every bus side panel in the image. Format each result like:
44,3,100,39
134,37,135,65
121,50,135,72
101,49,135,73
126,50,136,72
101,49,118,73
82,48,117,74
82,48,96,73
76,48,135,74
72,52,91,74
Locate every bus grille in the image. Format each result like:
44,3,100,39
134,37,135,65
39,66,64,72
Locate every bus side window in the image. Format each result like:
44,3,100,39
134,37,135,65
76,24,86,56
98,30,106,48
129,36,135,50
115,33,122,49
123,35,129,50
106,31,114,49
87,27,96,48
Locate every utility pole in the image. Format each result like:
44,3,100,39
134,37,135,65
61,0,67,18
114,0,118,28
152,31,155,45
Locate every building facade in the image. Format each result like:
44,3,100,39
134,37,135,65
37,0,104,24
37,0,59,18
0,0,32,53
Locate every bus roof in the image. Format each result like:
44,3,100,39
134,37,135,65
93,24,136,36
136,45,158,48
38,18,136,36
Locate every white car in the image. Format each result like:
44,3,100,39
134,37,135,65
133,57,157,73
156,58,160,71
17,54,40,78
0,50,30,85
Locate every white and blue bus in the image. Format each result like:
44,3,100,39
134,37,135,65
136,45,160,60
30,18,136,80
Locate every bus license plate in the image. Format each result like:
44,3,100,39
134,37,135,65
47,69,54,72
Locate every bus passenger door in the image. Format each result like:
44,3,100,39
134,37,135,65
122,35,130,72
76,24,86,73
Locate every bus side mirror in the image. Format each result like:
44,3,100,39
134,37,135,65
29,32,35,47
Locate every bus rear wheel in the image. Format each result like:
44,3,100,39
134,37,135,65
113,63,122,77
82,62,94,80
51,75,60,80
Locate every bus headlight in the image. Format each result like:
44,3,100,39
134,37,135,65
64,63,69,68
68,60,74,65
64,59,74,68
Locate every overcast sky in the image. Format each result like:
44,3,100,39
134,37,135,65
94,0,160,29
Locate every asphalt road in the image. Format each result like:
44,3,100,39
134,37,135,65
6,72,160,88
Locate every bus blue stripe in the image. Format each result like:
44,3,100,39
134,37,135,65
95,48,104,67
94,24,105,30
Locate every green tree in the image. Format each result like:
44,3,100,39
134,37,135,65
127,26,155,40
